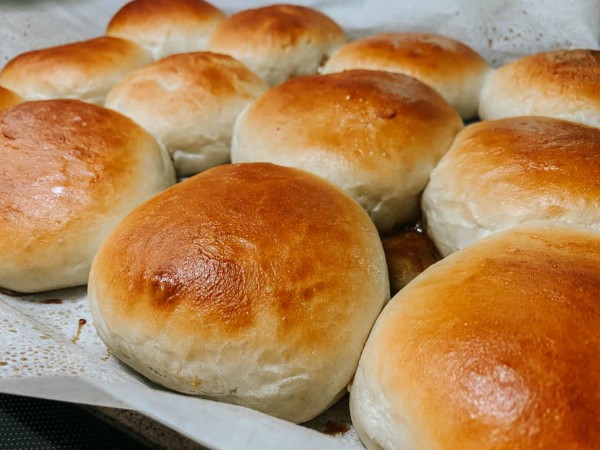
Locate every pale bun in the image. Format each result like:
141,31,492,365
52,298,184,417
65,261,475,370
106,0,225,60
352,223,600,449
422,116,600,256
479,49,600,128
208,4,346,86
0,100,175,293
0,37,151,105
106,52,268,176
232,70,463,232
324,33,491,119
88,162,389,423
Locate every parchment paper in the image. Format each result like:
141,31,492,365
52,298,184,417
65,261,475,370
1,1,598,448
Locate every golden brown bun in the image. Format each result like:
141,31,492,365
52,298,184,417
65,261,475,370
0,86,22,111
208,4,346,85
351,223,600,450
106,52,268,176
106,0,226,60
422,116,600,256
479,49,600,127
0,37,151,105
232,70,463,232
88,162,389,423
324,33,490,119
0,100,175,293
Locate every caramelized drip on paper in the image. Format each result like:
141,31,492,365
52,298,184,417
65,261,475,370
71,318,87,344
323,420,350,435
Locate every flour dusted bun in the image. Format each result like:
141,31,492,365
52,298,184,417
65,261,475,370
0,100,175,293
324,33,490,119
106,0,225,60
479,49,600,127
89,163,389,423
232,70,463,232
106,52,268,176
351,223,600,450
422,116,600,256
0,86,22,111
0,37,151,105
208,4,346,86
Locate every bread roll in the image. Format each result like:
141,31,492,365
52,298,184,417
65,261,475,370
0,86,22,111
88,162,389,423
323,33,490,119
106,52,268,176
351,223,600,450
0,100,175,293
232,70,463,232
422,116,600,256
479,49,600,128
106,0,226,60
208,4,346,86
0,37,151,105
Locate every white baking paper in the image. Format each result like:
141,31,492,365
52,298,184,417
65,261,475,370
0,0,599,448
0,289,358,448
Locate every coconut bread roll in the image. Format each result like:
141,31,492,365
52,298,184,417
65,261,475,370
0,100,175,293
106,0,226,60
88,162,389,423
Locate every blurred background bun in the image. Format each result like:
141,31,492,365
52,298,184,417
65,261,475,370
89,162,389,423
0,100,175,293
479,49,600,128
352,224,600,449
106,0,226,60
381,226,440,295
324,32,490,119
422,116,600,256
106,52,267,176
233,69,463,232
208,4,346,86
0,37,151,105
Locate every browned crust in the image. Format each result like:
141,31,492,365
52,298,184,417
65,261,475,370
440,116,600,207
327,32,488,80
107,0,225,34
0,37,149,100
92,163,384,348
0,100,157,255
238,70,461,169
208,4,345,50
366,225,600,448
106,52,266,114
493,49,600,108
